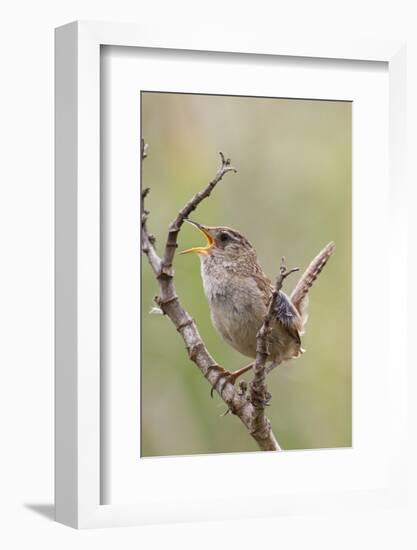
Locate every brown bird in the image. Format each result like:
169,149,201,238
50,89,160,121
180,220,335,386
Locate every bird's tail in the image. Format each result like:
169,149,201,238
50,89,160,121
290,241,335,324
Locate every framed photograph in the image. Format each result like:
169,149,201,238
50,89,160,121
55,21,407,528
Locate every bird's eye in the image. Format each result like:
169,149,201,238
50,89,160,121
219,232,229,243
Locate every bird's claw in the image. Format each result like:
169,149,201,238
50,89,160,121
210,369,233,398
209,369,240,398
209,363,254,398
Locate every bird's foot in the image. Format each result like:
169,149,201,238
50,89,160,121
208,363,254,398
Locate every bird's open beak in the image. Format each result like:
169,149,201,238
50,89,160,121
179,220,215,255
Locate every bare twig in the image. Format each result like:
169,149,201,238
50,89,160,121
141,141,161,274
141,143,280,452
159,151,237,281
249,258,300,448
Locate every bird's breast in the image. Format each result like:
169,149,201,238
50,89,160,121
199,261,303,363
200,265,266,358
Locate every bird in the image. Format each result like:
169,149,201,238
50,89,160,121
180,220,335,388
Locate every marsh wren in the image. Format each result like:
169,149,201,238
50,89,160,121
180,220,335,385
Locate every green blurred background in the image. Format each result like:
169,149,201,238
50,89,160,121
141,92,351,457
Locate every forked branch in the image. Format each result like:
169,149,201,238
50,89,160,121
141,140,280,452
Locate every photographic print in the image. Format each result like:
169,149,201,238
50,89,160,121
141,91,351,457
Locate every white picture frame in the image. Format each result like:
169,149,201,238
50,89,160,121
55,21,407,529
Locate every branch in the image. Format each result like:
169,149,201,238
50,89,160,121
159,151,237,281
141,141,161,274
141,143,280,452
249,258,299,446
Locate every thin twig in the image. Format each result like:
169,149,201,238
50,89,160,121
159,152,237,280
141,144,280,452
141,141,161,274
249,257,299,447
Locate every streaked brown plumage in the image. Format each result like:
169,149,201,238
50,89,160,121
180,220,335,381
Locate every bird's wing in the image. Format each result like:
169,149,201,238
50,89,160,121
252,272,301,344
273,291,301,345
274,291,298,326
